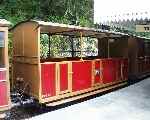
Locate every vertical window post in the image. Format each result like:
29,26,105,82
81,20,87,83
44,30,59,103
80,32,83,60
48,33,51,57
108,39,110,58
69,36,74,57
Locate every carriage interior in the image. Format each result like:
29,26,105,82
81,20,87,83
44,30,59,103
39,22,128,63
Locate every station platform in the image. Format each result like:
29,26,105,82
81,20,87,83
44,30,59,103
30,78,150,120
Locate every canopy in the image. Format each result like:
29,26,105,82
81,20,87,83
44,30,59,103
11,20,127,38
34,20,128,38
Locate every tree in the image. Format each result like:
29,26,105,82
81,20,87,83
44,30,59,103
0,0,95,58
0,0,94,27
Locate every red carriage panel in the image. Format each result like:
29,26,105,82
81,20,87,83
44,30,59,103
102,59,116,84
122,59,128,80
0,82,8,107
0,69,6,82
94,60,102,84
59,63,68,92
72,61,92,92
41,63,56,98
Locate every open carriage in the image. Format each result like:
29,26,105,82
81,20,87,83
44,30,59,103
10,20,128,106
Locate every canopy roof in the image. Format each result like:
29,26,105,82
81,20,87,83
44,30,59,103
10,20,129,38
0,19,11,27
33,20,128,38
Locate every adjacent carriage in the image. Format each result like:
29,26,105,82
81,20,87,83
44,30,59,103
0,19,11,113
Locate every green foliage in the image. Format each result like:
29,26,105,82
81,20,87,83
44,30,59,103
40,34,49,58
40,34,74,58
0,0,94,27
0,0,95,58
40,35,98,58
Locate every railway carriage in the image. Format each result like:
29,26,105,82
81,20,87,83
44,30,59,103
10,20,128,106
0,19,11,113
128,36,150,80
0,19,149,112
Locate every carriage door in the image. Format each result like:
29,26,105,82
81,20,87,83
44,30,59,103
58,62,70,94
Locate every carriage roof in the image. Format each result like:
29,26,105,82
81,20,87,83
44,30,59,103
10,20,128,38
0,19,11,27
